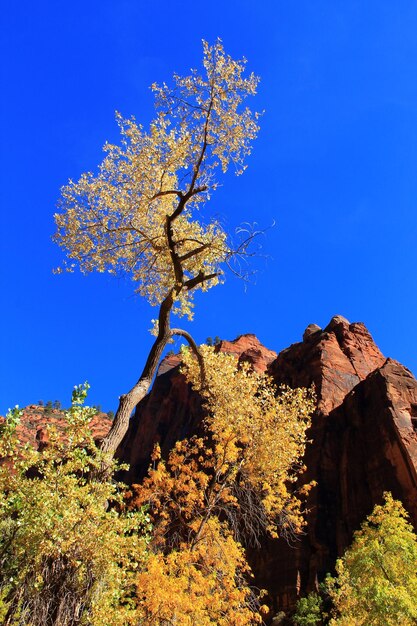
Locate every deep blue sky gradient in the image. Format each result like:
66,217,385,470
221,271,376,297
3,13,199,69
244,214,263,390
2,1,417,412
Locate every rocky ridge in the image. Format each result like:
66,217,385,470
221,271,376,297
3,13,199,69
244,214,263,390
118,316,417,611
1,405,112,449
8,318,417,614
256,316,417,609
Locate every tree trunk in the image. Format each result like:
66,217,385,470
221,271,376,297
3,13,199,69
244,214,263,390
100,378,152,455
100,291,174,457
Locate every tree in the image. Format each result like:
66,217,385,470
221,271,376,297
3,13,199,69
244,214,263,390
293,592,324,626
0,385,150,626
0,355,314,625
181,346,315,541
326,493,417,625
129,347,315,624
53,40,261,457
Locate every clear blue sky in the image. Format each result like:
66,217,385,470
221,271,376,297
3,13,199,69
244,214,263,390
2,1,417,413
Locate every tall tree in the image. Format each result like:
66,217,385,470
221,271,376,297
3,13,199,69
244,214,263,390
54,40,260,456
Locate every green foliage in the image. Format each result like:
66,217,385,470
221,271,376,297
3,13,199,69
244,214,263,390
205,336,221,346
326,492,417,625
293,592,324,625
0,384,151,626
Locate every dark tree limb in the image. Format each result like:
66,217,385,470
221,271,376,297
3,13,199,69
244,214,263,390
170,328,206,389
100,288,176,456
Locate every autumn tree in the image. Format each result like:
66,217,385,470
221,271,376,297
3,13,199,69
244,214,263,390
129,347,315,624
51,42,316,623
0,385,150,626
326,493,417,626
53,40,261,457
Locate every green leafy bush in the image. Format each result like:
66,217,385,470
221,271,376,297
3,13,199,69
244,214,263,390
326,493,417,625
293,592,323,625
0,384,150,626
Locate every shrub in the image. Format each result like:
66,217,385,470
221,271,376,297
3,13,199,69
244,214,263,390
326,493,417,625
0,385,150,626
293,592,323,625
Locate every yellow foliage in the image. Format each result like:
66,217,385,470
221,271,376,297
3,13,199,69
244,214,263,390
182,345,315,538
130,347,315,623
53,40,260,320
0,385,150,626
136,518,260,625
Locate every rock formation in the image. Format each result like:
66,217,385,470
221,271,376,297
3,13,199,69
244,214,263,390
118,316,417,613
1,405,112,450
256,316,417,610
9,318,417,615
118,334,276,483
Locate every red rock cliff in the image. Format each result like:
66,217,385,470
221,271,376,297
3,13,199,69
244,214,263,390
117,317,417,612
118,334,276,483
255,316,417,610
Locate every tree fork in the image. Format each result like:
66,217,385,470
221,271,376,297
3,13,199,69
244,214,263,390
101,300,207,457
101,289,175,455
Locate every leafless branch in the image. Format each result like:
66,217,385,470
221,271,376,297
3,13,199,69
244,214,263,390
170,329,206,389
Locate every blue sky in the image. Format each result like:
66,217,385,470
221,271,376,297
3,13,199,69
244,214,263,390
2,1,417,413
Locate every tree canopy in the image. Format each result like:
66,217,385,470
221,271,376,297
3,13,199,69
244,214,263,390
326,493,417,626
53,40,261,455
129,347,315,624
0,386,150,626
54,40,260,320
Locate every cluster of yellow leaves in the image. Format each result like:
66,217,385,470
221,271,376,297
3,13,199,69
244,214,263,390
130,346,314,624
53,40,260,320
153,39,260,176
136,518,259,626
326,493,417,626
183,346,315,538
0,385,150,626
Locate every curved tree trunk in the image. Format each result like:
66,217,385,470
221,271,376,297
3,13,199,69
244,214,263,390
100,374,159,456
101,177,211,458
100,290,174,456
100,298,206,457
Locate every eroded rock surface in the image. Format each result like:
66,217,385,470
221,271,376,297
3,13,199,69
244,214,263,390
255,318,417,610
1,405,112,450
118,316,417,612
119,334,274,483
16,319,417,615
270,315,385,415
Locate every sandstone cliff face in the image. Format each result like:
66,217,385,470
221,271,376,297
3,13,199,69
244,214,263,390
255,316,417,610
118,316,417,612
14,319,417,614
119,334,276,483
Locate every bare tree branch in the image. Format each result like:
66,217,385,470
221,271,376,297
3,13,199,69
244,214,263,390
170,329,206,389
